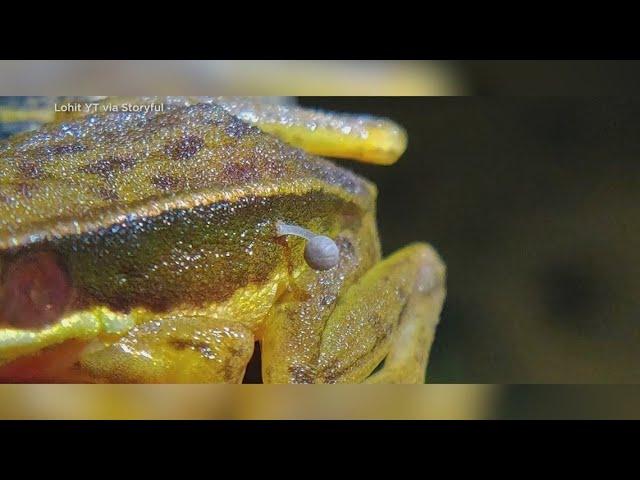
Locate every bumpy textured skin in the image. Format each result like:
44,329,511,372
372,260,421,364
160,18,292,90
0,101,373,249
55,96,408,165
0,100,381,379
0,98,445,383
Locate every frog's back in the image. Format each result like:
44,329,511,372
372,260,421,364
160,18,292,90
0,103,374,250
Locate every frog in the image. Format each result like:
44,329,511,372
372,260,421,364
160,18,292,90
0,96,446,383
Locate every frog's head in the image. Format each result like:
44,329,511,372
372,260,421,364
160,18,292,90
0,98,407,382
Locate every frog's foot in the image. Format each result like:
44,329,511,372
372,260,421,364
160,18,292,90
80,316,254,383
262,243,446,384
361,245,446,384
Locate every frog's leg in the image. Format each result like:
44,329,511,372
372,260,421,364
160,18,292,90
80,315,254,383
215,97,408,165
262,243,446,384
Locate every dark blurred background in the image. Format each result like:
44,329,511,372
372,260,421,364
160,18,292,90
301,96,640,383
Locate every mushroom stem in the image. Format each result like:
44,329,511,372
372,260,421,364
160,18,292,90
275,221,316,241
275,221,340,271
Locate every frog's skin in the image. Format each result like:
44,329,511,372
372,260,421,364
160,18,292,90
0,97,446,383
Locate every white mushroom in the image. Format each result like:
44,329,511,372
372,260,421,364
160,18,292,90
276,221,340,271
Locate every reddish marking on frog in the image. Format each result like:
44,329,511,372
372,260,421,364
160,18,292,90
0,340,90,383
82,155,137,179
164,135,204,161
0,251,72,329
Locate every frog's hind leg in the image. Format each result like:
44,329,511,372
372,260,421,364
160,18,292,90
262,243,446,384
316,243,445,383
361,246,446,383
80,316,255,383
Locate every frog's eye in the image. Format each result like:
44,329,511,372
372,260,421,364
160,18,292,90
0,251,72,330
276,221,340,271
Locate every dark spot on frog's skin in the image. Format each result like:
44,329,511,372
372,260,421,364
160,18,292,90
50,143,85,156
18,160,44,179
26,143,86,164
151,174,183,192
164,135,204,161
220,161,260,183
82,155,137,179
97,186,119,201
